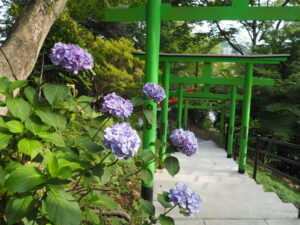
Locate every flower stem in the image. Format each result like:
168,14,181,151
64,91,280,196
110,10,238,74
164,204,177,216
92,118,109,140
99,152,111,164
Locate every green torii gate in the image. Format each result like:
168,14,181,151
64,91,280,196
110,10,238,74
133,51,283,160
105,1,298,201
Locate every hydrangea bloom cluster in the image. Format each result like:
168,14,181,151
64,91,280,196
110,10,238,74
143,82,166,103
50,42,94,74
103,122,141,159
102,93,133,119
168,183,201,216
170,129,198,156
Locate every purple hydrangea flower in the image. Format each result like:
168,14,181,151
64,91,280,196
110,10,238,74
102,93,133,119
168,183,201,216
103,122,141,159
50,42,94,74
143,82,166,103
170,129,198,156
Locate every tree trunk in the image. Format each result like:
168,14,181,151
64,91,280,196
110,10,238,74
0,0,68,81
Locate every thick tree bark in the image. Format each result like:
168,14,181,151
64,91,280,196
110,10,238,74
0,0,68,81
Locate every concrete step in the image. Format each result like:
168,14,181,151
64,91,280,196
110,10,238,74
154,200,298,219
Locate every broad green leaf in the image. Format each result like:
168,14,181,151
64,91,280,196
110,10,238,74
158,215,175,225
43,83,69,106
37,131,65,147
0,77,10,95
5,166,46,193
140,199,155,216
5,195,33,225
74,135,103,152
143,108,154,125
6,120,24,133
6,97,30,121
24,86,38,104
95,195,117,210
44,153,72,179
141,168,153,184
45,186,81,225
136,149,156,163
44,153,59,177
0,100,5,107
35,109,67,130
0,132,12,150
85,208,100,224
18,138,42,159
77,95,94,103
98,167,112,185
9,80,28,93
25,115,49,135
164,156,180,177
157,192,172,208
131,96,146,107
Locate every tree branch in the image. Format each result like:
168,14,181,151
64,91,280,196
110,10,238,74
215,22,244,55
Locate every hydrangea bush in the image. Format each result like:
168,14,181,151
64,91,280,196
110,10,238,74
0,43,201,225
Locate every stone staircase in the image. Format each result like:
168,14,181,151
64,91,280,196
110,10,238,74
154,139,299,225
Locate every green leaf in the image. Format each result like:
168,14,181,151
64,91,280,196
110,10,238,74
74,135,103,152
164,156,180,177
136,149,156,163
131,96,146,107
143,108,154,125
157,192,172,208
95,195,117,210
45,186,81,225
6,120,24,133
35,109,67,130
18,138,42,159
9,80,28,93
98,167,112,185
37,131,65,147
5,195,34,225
5,166,46,193
0,166,5,186
44,153,59,177
85,208,100,224
24,86,38,104
0,132,12,150
77,95,94,103
141,168,153,184
25,115,49,135
43,83,69,106
6,97,30,121
0,77,10,95
158,215,175,225
140,199,155,216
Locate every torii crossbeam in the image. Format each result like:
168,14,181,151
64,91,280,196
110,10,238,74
105,0,297,202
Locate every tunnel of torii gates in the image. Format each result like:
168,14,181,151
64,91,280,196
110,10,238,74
105,0,299,202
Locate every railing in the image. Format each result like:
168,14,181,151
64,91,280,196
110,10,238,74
233,134,300,218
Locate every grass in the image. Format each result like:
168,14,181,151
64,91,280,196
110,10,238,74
245,162,300,206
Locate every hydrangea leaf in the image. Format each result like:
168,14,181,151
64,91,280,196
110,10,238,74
5,166,46,193
43,83,69,106
45,186,81,225
6,120,24,133
157,192,172,209
18,138,42,160
131,96,146,107
6,97,30,121
37,131,65,147
24,86,38,105
24,115,50,135
5,195,34,225
139,199,155,216
35,109,67,130
0,77,10,95
141,168,153,184
94,195,117,210
0,132,12,150
136,149,156,163
143,108,154,125
9,80,28,94
164,156,180,177
158,215,175,225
